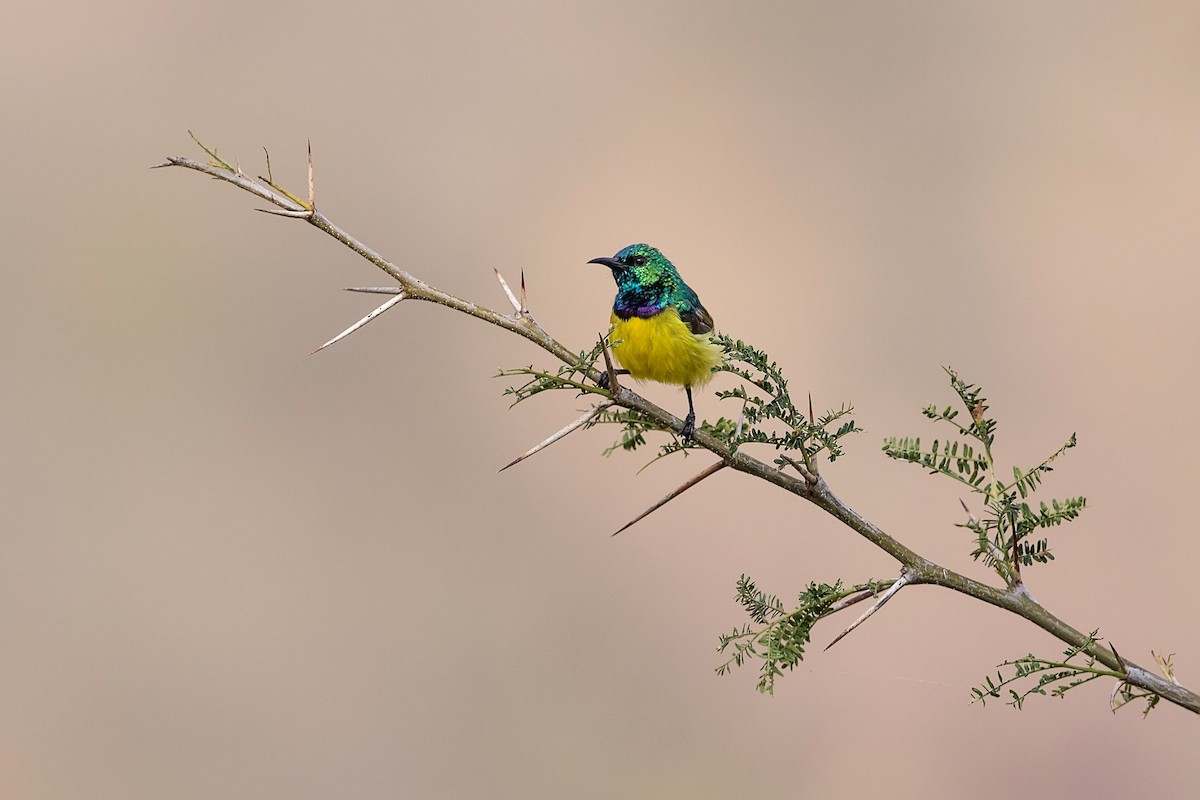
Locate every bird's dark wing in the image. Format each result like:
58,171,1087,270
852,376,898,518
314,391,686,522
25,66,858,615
680,304,714,335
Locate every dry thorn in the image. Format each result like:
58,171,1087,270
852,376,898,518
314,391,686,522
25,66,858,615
520,269,528,314
495,268,522,314
499,402,613,472
822,587,879,616
257,207,313,218
824,572,909,650
1109,643,1127,675
264,146,274,184
345,286,404,295
307,139,315,210
311,292,406,354
612,461,726,536
1109,680,1130,713
808,391,814,425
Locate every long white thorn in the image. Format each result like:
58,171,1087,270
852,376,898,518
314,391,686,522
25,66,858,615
495,268,522,314
311,292,406,354
345,286,404,295
499,402,613,472
824,573,909,650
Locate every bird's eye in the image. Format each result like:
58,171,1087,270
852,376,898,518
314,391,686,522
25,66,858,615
629,254,647,267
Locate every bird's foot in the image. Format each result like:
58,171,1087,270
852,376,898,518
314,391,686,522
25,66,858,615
681,410,696,441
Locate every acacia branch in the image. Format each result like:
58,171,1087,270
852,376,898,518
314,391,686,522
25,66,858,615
159,144,1199,716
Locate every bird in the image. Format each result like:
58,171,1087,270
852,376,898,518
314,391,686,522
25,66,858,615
588,243,724,440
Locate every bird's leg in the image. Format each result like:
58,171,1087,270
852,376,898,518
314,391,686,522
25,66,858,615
681,385,696,440
596,369,630,390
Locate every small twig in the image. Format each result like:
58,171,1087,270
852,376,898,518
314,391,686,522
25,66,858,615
311,292,406,353
264,147,274,184
498,402,613,472
612,461,726,536
189,129,233,171
495,268,522,314
824,572,909,650
780,454,818,486
1152,651,1179,685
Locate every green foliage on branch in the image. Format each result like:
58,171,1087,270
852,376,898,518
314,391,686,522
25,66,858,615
882,368,1085,585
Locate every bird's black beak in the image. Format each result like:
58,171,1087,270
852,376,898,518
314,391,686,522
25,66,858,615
587,256,622,271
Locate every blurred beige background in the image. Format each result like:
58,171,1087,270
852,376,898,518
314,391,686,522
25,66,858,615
3,1,1199,797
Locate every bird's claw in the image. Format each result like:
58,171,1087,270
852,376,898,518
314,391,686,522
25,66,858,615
597,371,610,390
681,411,696,441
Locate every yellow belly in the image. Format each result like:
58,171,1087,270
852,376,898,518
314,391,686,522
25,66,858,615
610,309,723,387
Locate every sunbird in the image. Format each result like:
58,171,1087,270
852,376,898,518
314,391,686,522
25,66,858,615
588,244,724,439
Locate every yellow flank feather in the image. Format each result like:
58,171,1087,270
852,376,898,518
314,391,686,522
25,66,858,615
610,308,724,387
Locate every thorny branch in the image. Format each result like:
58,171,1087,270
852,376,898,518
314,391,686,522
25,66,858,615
158,139,1198,716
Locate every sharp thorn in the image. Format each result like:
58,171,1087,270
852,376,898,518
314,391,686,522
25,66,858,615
494,268,522,313
307,138,315,209
824,573,908,650
600,334,620,394
498,402,612,472
345,283,405,292
612,461,725,536
310,293,405,354
520,269,528,314
1109,643,1127,674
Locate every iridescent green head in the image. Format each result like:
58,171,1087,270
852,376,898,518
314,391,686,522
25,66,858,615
587,243,704,320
